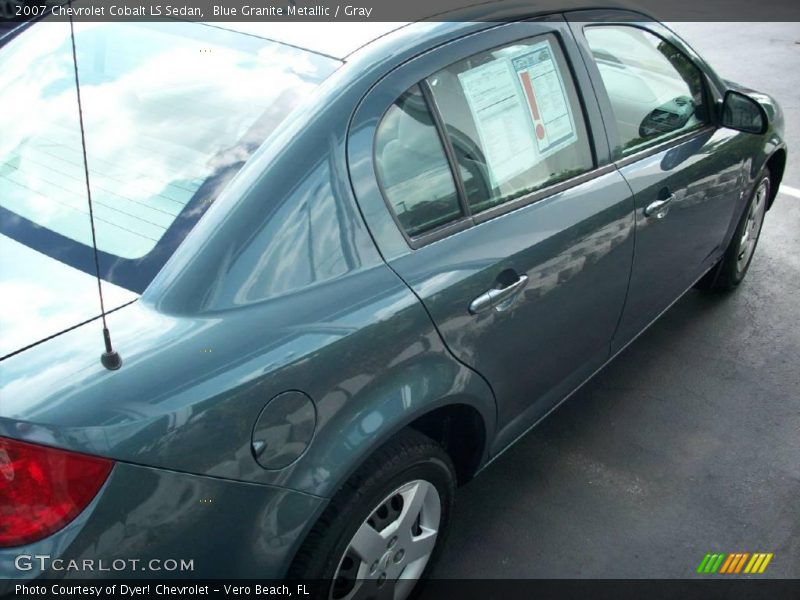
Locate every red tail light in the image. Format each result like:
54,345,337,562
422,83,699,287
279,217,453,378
0,436,113,547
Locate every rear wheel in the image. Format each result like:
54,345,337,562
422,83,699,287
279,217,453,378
289,429,456,600
697,171,770,291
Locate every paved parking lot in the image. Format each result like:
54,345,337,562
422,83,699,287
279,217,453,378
430,23,800,579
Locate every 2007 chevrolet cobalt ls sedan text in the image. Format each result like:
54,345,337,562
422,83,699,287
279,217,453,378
0,5,786,598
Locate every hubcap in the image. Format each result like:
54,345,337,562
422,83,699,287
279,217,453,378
736,178,768,275
330,480,441,600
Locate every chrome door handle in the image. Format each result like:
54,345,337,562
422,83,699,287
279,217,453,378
644,194,675,219
469,275,529,314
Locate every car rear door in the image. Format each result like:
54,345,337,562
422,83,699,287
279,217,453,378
566,12,749,350
348,18,635,454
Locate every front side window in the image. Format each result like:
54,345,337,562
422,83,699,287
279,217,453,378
425,34,594,214
584,25,709,156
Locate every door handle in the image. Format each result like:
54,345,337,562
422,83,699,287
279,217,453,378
469,275,529,314
644,193,675,219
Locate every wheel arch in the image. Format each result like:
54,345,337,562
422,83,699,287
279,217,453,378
404,402,487,486
302,354,497,501
764,147,786,210
327,388,494,496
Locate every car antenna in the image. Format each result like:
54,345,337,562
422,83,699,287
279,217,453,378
68,7,122,371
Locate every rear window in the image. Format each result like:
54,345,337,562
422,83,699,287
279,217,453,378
0,21,339,292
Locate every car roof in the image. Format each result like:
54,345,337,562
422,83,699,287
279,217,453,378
206,21,413,60
211,1,646,61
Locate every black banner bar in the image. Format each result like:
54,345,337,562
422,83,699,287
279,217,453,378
2,0,800,23
3,580,800,600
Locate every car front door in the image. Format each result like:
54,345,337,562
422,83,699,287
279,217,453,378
348,19,636,455
567,13,749,349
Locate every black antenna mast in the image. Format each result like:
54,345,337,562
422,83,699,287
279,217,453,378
68,6,122,371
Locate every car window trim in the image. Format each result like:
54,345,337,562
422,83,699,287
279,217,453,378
471,163,616,224
381,27,602,250
612,123,717,170
419,79,475,222
389,163,618,250
402,216,476,250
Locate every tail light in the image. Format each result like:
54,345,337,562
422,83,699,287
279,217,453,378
0,436,113,547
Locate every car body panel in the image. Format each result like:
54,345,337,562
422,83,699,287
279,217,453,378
0,461,324,583
0,258,497,499
611,127,752,346
348,17,634,454
391,171,635,454
564,12,787,349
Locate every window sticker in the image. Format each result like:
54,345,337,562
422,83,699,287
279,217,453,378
457,59,539,189
510,40,578,157
456,39,578,191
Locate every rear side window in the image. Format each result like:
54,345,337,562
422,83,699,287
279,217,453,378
584,26,709,155
425,34,594,214
374,85,463,237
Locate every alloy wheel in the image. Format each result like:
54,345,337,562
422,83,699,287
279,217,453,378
330,480,441,600
736,178,769,276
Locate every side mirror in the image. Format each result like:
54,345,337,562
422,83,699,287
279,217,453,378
721,90,768,134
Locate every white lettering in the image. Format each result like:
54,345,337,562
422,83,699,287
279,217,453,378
345,5,372,17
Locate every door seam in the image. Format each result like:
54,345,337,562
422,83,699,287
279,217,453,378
607,165,638,356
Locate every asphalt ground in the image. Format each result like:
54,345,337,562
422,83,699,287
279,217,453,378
428,23,800,579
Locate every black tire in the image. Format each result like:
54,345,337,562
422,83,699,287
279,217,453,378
288,428,456,600
696,170,770,292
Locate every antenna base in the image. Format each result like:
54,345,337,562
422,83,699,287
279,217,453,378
101,350,122,371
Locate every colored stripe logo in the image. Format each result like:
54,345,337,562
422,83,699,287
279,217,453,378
697,552,773,574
